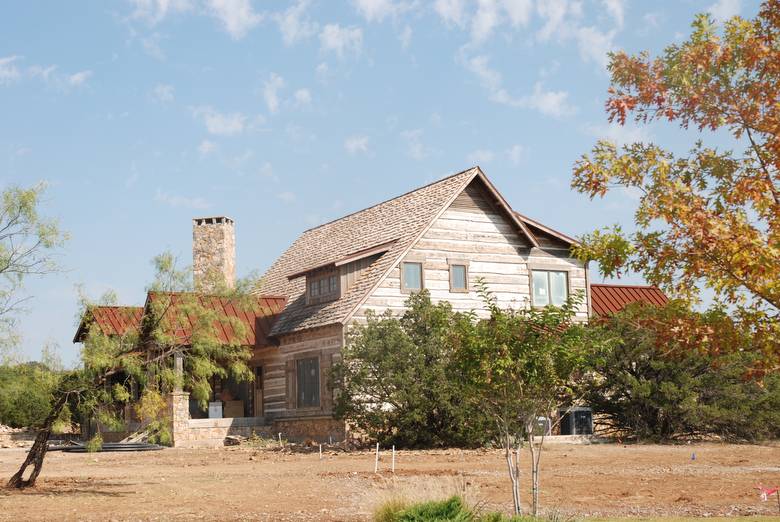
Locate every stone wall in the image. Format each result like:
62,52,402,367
192,216,235,291
272,416,346,443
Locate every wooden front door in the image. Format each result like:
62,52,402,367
252,366,263,417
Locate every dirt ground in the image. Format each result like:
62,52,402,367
0,442,779,521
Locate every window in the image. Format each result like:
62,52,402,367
296,357,320,408
449,263,468,292
531,270,568,306
401,262,423,293
306,271,340,305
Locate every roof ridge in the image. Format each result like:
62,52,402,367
591,283,661,289
300,166,478,233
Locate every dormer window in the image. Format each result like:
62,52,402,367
306,271,340,305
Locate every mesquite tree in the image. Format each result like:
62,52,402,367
8,253,257,489
454,283,590,516
571,2,780,369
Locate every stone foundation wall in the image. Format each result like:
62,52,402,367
272,416,346,443
177,418,272,448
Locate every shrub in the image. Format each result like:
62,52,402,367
0,362,61,428
373,496,545,522
583,301,780,441
331,291,493,448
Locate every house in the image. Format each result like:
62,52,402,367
74,167,667,446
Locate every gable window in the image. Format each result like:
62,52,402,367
448,261,468,293
306,271,340,305
296,357,320,408
400,262,423,293
532,270,568,306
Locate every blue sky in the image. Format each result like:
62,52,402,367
0,0,759,365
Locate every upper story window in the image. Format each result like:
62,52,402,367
532,270,568,307
448,261,468,293
400,262,423,293
306,271,340,305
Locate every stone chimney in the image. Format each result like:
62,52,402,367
192,216,235,292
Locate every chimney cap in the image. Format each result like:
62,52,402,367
193,216,234,226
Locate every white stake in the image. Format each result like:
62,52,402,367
374,442,380,473
392,445,395,474
319,443,322,460
329,435,332,445
278,432,282,448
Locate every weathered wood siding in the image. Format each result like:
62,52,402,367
253,325,343,419
352,181,589,321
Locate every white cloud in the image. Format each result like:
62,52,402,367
506,144,524,165
399,25,413,50
192,106,247,135
465,54,576,117
536,0,574,42
152,83,175,102
198,139,217,155
471,0,501,44
0,56,21,85
400,129,429,160
466,148,494,165
155,188,210,209
576,26,616,69
602,0,625,29
344,135,370,155
276,191,296,203
129,0,191,24
66,70,92,87
434,0,467,28
206,0,263,39
503,0,533,27
352,0,413,22
708,0,741,24
275,0,317,45
258,161,278,181
141,33,166,60
293,88,312,107
263,72,285,113
584,122,651,147
319,24,363,58
315,62,330,84
28,64,57,82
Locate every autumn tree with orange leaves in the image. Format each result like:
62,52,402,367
571,1,779,367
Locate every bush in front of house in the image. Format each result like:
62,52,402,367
0,362,63,428
330,291,493,448
581,301,780,441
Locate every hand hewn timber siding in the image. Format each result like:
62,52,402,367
254,325,343,419
352,181,588,321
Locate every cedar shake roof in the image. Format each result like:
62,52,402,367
260,167,543,336
73,306,144,343
590,283,668,317
74,294,286,348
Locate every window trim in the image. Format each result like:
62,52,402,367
447,259,470,293
295,355,321,409
400,261,424,294
530,268,570,307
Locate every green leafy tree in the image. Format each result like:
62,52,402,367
571,2,780,368
331,291,491,448
583,301,780,441
0,183,66,355
8,252,259,488
454,283,590,516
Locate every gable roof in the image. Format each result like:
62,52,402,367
260,167,544,336
74,294,287,348
590,283,668,317
73,306,144,343
514,211,579,248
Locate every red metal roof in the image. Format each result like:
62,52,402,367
73,306,144,343
591,283,668,317
74,294,287,348
145,292,287,348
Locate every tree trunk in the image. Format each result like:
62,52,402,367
7,393,67,489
